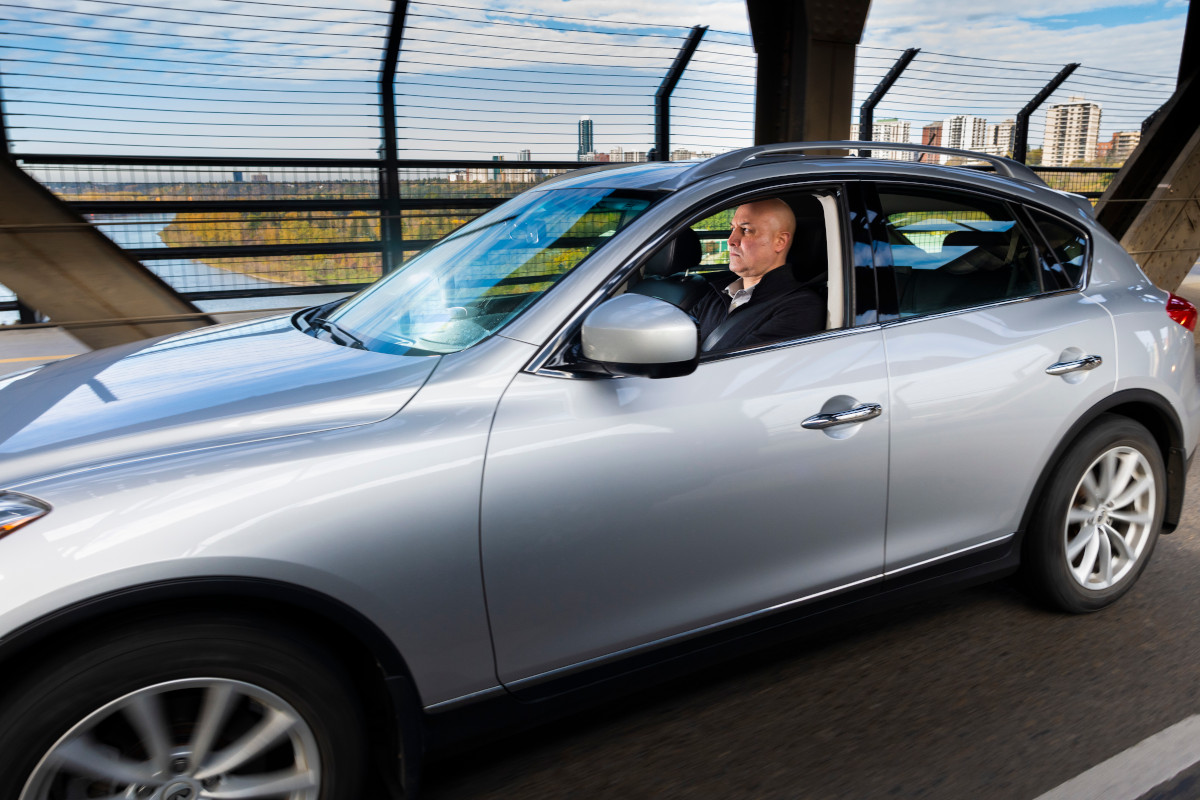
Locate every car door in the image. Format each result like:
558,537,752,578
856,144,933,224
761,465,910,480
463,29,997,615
479,186,891,688
869,182,1117,574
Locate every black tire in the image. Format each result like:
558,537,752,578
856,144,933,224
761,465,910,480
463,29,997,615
1025,414,1165,613
0,613,368,800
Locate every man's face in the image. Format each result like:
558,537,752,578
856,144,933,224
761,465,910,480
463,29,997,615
727,202,790,286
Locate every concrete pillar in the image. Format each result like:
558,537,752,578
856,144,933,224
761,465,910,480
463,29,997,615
0,159,213,349
747,0,871,144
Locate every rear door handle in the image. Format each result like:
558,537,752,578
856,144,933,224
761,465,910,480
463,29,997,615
1045,355,1102,376
802,403,883,430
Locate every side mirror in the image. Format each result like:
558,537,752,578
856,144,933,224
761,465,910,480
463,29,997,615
579,294,699,379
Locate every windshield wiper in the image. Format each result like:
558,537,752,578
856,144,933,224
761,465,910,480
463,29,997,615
310,317,367,350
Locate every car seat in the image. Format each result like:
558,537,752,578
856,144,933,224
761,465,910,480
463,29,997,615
628,228,709,310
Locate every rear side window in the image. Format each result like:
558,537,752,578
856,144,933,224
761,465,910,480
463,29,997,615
878,187,1043,318
1028,209,1089,288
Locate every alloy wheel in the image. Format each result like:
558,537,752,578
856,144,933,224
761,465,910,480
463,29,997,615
21,678,321,800
1063,444,1156,591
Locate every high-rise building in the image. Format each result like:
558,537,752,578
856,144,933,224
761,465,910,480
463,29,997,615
518,149,531,161
983,120,1015,158
1041,97,1102,167
870,118,915,161
577,117,594,160
670,148,716,161
1096,130,1141,164
917,122,943,163
848,120,914,160
942,115,988,152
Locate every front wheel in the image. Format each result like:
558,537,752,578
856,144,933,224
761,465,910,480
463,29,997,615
0,615,369,800
1025,414,1165,613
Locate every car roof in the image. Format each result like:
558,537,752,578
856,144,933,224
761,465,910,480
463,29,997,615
541,144,1094,221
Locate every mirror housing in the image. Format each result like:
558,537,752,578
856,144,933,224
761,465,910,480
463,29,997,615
579,294,699,379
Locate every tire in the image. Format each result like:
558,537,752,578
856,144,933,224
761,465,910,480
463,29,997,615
0,613,368,800
1025,414,1166,613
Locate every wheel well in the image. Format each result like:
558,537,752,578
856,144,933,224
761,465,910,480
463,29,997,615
1018,391,1187,545
1101,400,1186,533
0,581,414,794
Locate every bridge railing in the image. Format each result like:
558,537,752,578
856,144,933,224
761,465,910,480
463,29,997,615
0,2,1169,320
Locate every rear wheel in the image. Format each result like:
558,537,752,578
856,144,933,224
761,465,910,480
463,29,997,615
0,615,368,800
1025,414,1165,612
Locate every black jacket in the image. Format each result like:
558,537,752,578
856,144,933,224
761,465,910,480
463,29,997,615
691,264,825,351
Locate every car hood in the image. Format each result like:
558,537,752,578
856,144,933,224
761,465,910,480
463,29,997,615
0,315,439,488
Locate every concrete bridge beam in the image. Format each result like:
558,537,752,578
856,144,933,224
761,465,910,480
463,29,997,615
0,159,214,349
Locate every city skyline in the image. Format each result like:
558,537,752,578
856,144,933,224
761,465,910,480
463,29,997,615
850,98,1141,167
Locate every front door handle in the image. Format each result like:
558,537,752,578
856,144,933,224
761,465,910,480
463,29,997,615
802,403,883,430
1045,355,1103,376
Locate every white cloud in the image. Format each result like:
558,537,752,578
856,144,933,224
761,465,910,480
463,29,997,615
859,12,1184,77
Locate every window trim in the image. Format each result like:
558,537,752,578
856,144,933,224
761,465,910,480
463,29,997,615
868,180,1084,324
1019,204,1093,291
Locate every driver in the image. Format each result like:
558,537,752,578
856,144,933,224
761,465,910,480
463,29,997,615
691,198,824,351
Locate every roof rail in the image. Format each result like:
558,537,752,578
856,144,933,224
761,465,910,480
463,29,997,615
671,141,1046,189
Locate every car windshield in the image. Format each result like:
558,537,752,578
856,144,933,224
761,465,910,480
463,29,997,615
303,187,657,356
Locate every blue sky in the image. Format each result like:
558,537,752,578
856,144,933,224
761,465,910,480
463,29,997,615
0,0,1189,160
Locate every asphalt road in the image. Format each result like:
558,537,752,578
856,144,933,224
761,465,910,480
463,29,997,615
421,462,1200,800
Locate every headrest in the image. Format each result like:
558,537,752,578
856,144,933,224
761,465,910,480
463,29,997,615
942,230,1011,250
644,228,702,277
789,214,827,283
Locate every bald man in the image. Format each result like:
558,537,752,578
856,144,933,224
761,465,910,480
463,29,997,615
691,198,825,351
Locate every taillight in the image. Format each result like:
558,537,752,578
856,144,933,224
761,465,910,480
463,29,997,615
1167,293,1198,332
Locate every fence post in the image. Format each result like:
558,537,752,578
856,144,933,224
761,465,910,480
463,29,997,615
858,48,919,158
0,65,11,161
654,26,707,161
1012,62,1079,164
16,301,37,325
379,0,409,273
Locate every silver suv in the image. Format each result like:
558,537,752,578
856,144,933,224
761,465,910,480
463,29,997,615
1,142,1198,799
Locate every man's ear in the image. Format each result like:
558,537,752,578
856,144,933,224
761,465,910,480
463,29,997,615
775,230,792,254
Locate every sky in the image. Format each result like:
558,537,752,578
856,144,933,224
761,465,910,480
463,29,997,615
533,0,1188,75
0,0,1190,161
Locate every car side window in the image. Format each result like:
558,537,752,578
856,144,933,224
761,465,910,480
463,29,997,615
615,189,851,360
878,187,1044,319
690,209,736,270
1028,209,1090,288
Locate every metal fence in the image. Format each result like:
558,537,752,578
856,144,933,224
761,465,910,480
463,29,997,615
0,1,1170,319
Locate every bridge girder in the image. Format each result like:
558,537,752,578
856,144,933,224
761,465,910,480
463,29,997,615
746,0,871,145
0,159,213,349
1094,1,1200,292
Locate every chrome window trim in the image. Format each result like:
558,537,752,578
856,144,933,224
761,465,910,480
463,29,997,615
530,323,883,380
868,177,1095,286
878,285,1086,330
500,531,1014,694
698,323,881,365
1022,204,1094,290
523,180,858,379
870,179,1096,322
